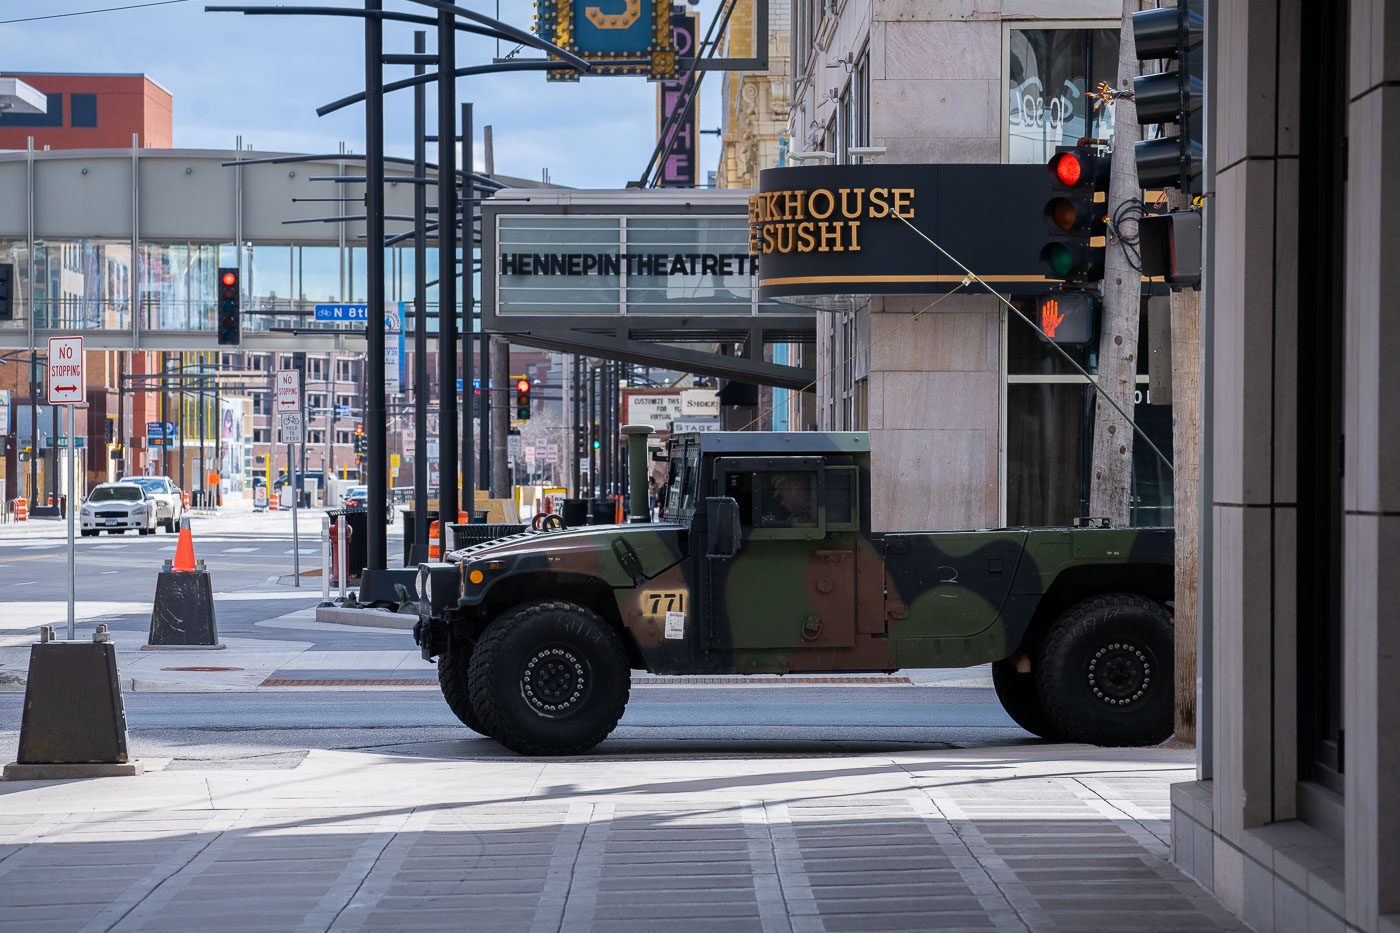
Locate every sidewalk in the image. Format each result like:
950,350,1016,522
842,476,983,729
0,740,1241,932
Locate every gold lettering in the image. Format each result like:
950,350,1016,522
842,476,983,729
747,194,762,224
775,223,795,253
808,188,835,220
868,187,890,218
749,225,762,255
847,220,861,252
838,187,864,219
762,225,776,254
585,0,641,29
797,222,816,252
819,221,845,252
892,188,915,219
782,190,804,221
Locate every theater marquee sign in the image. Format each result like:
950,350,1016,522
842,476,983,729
751,163,1049,299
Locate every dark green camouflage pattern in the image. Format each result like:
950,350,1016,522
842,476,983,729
416,431,1173,676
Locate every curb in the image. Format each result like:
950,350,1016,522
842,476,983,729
314,606,416,630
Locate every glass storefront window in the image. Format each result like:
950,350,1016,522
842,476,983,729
31,239,134,330
0,241,27,331
1006,26,1119,165
1004,301,1172,527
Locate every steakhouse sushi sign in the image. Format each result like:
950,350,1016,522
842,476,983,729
751,163,1053,299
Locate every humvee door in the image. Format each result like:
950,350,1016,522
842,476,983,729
704,457,859,650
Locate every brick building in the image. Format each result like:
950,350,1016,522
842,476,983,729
0,73,172,151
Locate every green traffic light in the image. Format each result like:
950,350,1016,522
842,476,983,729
1047,245,1073,276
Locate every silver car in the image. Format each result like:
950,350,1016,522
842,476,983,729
119,475,184,532
79,483,159,536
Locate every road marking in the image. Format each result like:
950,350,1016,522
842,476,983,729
18,544,58,550
101,570,118,575
222,547,259,553
282,548,320,555
92,544,128,550
11,581,35,586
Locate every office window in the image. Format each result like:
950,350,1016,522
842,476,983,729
70,94,98,128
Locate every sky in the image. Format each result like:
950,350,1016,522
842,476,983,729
0,0,723,188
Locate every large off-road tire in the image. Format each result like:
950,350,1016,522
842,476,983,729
1036,593,1173,747
436,643,486,735
468,600,630,756
992,658,1062,740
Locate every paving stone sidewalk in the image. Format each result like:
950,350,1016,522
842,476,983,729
0,742,1246,932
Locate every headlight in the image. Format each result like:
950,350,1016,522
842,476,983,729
419,567,432,603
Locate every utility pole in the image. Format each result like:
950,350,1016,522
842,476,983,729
461,101,475,516
1088,0,1145,527
413,27,429,565
436,8,459,551
490,337,508,498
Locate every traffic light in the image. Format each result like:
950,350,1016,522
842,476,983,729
1039,147,1109,282
216,268,241,347
591,423,600,450
1035,292,1097,346
515,378,531,421
0,263,12,322
1131,2,1204,192
353,425,367,456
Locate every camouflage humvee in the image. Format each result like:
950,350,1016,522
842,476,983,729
416,430,1174,756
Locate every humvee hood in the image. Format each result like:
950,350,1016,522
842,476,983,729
453,523,688,588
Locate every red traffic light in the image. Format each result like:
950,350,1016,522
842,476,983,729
221,271,237,287
516,378,531,394
1054,153,1083,186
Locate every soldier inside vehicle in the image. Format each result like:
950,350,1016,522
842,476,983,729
761,472,816,526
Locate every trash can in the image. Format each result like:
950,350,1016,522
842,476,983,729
589,498,615,525
326,507,368,581
561,498,589,528
450,523,527,551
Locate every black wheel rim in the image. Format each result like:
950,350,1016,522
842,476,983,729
520,643,590,717
1087,641,1155,707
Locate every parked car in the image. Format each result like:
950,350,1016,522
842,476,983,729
79,483,158,536
340,484,394,523
119,475,184,532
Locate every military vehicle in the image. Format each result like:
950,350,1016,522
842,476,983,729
415,429,1174,756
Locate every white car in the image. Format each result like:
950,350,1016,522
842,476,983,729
119,475,184,532
79,483,159,536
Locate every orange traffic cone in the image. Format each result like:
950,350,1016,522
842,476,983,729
172,517,197,572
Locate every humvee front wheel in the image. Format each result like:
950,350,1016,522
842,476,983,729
468,600,630,756
436,643,486,735
991,659,1062,740
1036,594,1173,747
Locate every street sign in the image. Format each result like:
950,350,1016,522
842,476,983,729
426,437,440,461
404,426,416,460
46,336,84,404
313,303,368,321
386,302,404,395
545,443,560,463
507,435,522,459
42,436,87,448
275,369,301,414
336,405,351,418
671,419,720,433
280,412,305,444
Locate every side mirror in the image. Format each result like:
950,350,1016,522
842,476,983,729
705,497,741,559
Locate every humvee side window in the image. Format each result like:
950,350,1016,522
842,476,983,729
757,471,817,528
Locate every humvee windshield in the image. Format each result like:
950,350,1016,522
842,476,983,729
661,441,701,522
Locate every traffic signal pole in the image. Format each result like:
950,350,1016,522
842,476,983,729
413,29,430,566
436,8,459,554
364,0,388,571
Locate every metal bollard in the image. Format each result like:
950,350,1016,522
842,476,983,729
320,512,333,606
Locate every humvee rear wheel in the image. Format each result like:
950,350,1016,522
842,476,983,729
1036,594,1173,747
468,600,630,756
991,659,1062,740
437,642,487,735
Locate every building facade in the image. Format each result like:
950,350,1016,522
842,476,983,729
1168,2,1400,932
717,0,791,189
770,0,1160,534
0,73,172,151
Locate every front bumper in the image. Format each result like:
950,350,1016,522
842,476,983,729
81,513,149,531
